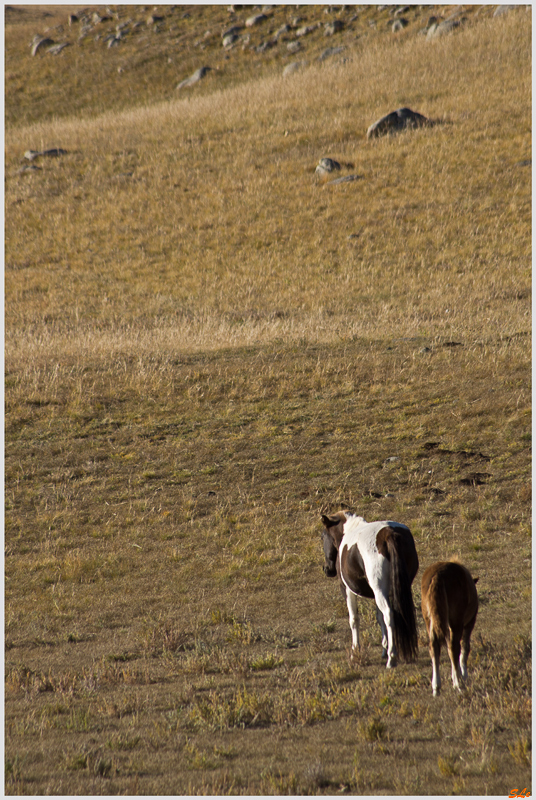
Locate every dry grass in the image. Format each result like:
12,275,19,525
5,5,531,796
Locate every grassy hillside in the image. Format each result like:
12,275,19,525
5,5,531,796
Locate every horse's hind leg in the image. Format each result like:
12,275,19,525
374,593,396,668
345,590,360,653
376,607,389,659
448,626,464,691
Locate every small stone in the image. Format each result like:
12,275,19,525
31,37,54,56
317,157,341,173
176,66,212,90
245,13,267,28
222,25,242,38
318,45,345,61
287,41,302,54
325,20,344,35
222,32,239,48
392,18,408,32
282,61,307,77
296,24,317,37
426,18,461,38
47,42,70,55
328,174,362,185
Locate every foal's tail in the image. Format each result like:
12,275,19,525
426,573,449,645
386,536,419,662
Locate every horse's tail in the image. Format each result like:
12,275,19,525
386,535,419,662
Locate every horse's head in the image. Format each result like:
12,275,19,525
320,512,347,577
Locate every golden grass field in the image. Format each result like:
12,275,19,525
5,4,531,795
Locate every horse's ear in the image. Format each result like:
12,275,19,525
473,577,479,585
321,514,339,528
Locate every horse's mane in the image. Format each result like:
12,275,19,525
343,513,367,532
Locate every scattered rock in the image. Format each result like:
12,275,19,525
256,40,275,54
426,18,461,38
282,61,307,77
315,157,341,178
245,13,267,28
494,5,514,16
31,36,54,56
328,174,362,185
222,25,242,39
325,20,344,35
296,24,318,37
176,66,212,90
392,18,409,32
366,107,431,139
47,42,70,55
222,32,239,48
318,45,345,61
275,23,291,38
24,148,68,160
287,41,302,54
17,164,42,175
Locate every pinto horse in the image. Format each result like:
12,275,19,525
321,512,419,667
421,560,479,696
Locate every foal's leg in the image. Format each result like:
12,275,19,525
430,634,442,696
376,607,388,659
448,626,464,691
345,590,360,652
460,617,476,681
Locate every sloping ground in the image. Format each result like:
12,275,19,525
5,5,531,796
5,3,520,126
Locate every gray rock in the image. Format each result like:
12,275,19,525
275,23,291,38
296,24,318,37
245,13,267,27
18,164,42,174
176,66,212,90
324,20,344,35
222,32,239,48
287,40,302,54
221,25,242,38
392,18,408,32
24,148,68,160
315,158,342,179
426,18,461,38
328,174,362,185
282,61,307,77
31,36,54,56
366,107,431,139
47,42,70,55
318,45,345,61
494,5,514,16
317,157,341,172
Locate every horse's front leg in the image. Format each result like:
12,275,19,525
345,589,360,653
